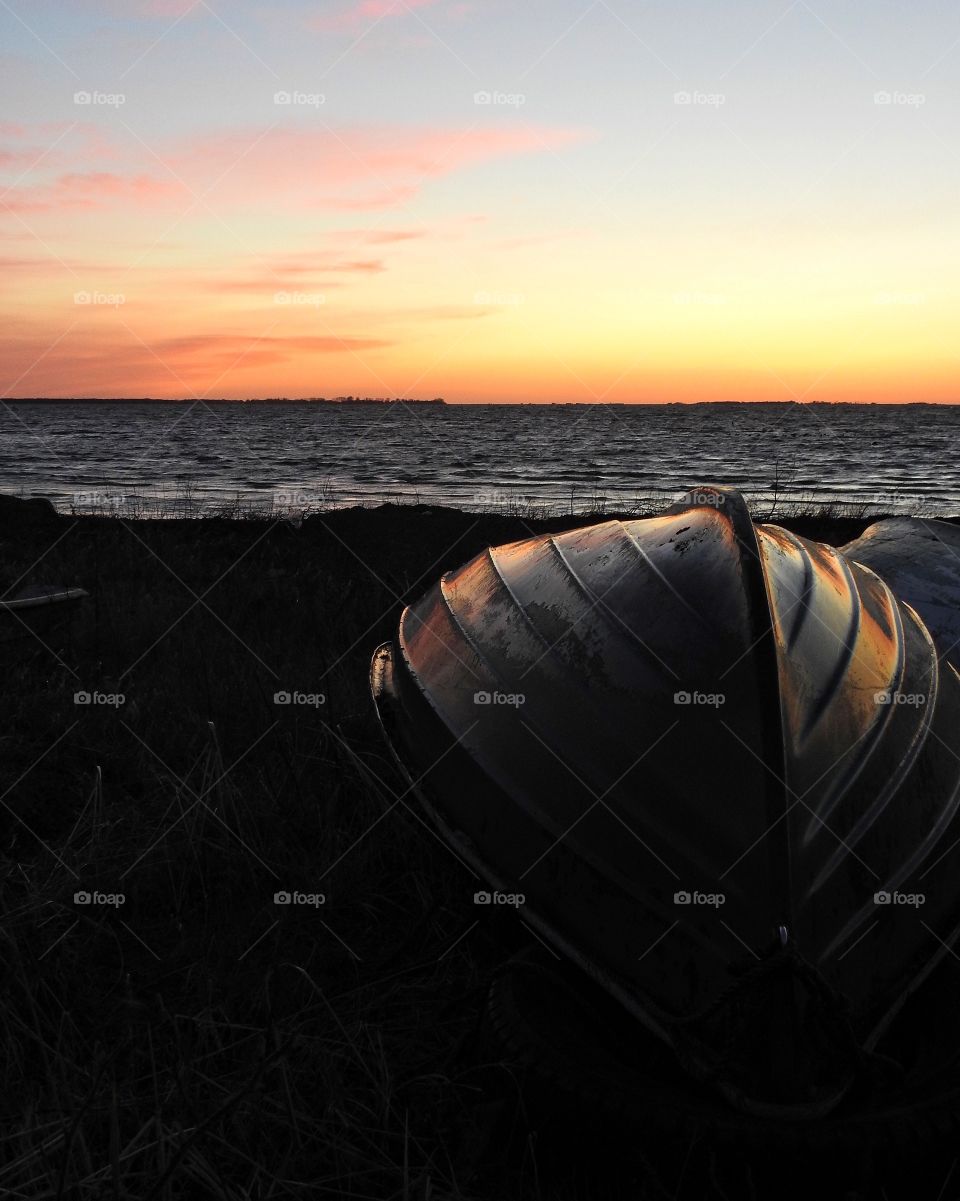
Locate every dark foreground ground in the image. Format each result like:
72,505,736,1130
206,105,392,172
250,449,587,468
1,496,959,1200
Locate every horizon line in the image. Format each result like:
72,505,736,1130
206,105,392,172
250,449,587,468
4,397,958,406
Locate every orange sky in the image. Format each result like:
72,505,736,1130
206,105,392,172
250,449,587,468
2,0,959,402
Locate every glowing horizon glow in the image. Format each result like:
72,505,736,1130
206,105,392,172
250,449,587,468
1,1,959,402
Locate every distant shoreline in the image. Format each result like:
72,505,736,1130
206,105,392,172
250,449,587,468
2,398,956,407
5,396,447,406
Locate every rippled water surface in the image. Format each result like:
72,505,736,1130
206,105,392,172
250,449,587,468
1,401,957,516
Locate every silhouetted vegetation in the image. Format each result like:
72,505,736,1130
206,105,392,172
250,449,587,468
1,499,957,1199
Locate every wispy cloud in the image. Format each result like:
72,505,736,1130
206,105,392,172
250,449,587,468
1,122,585,219
352,228,424,243
154,331,390,357
211,254,388,293
2,171,184,214
308,0,445,34
171,124,587,212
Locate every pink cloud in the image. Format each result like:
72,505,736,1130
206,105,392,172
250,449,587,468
212,254,387,292
354,228,424,243
321,184,421,211
0,122,139,188
0,122,586,220
214,278,343,293
309,0,444,34
1,170,184,214
0,255,118,273
0,121,95,154
174,124,586,212
0,148,45,170
154,332,390,358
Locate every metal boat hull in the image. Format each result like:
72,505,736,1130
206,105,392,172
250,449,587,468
371,488,960,1117
842,517,960,667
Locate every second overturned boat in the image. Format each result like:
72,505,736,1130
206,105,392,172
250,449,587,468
841,516,960,668
0,584,89,644
371,486,960,1120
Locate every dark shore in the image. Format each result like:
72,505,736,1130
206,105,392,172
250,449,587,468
2,496,957,1199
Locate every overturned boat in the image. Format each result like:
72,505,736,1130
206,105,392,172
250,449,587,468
0,583,88,644
371,486,960,1121
841,516,960,668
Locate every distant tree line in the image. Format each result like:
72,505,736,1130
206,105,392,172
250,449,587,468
264,396,447,404
10,396,447,405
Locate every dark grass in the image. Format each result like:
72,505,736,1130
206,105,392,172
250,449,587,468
1,497,958,1200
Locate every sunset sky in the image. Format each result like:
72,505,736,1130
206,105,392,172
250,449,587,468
2,0,958,402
